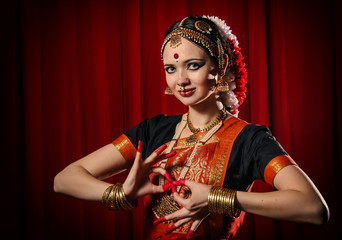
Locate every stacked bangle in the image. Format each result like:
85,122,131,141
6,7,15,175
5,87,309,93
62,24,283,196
102,183,137,211
208,186,241,218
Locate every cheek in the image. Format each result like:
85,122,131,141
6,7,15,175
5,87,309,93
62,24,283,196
165,74,176,88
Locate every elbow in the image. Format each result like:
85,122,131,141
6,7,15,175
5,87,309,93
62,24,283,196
306,200,330,225
53,172,64,193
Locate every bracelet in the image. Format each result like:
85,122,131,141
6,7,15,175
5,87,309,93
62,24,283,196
102,183,138,211
208,186,241,218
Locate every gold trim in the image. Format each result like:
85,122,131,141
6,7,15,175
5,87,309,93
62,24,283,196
264,155,296,187
112,135,136,162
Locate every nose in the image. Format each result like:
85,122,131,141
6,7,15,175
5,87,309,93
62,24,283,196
177,69,190,87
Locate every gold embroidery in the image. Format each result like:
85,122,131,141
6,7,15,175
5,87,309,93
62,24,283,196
112,135,136,162
151,117,248,235
208,118,248,186
264,155,296,187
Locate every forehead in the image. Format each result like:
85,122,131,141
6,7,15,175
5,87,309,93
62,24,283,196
163,37,210,61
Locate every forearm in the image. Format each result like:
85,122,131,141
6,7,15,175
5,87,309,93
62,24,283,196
54,164,112,201
236,189,328,225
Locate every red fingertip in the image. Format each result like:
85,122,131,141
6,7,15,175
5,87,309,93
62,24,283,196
172,179,185,186
153,216,166,225
186,230,194,239
155,144,167,155
162,183,172,192
164,150,176,158
163,172,173,182
164,225,177,235
137,140,142,153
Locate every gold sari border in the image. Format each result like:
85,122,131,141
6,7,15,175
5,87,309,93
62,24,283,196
209,117,248,187
112,134,136,162
264,155,296,188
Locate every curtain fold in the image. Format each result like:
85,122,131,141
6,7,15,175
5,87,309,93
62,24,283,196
4,0,341,239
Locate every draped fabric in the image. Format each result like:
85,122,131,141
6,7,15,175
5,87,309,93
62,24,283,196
3,0,341,239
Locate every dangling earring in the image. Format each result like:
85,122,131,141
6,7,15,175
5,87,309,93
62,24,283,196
216,75,229,92
164,86,173,95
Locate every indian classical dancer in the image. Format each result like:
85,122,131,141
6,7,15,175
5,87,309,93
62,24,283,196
54,15,329,240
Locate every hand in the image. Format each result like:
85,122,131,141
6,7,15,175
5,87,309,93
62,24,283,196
154,179,212,239
122,141,176,201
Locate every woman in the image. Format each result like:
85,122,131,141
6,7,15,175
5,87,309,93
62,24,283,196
54,15,329,239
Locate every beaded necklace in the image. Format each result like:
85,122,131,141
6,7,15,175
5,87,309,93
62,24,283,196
185,108,226,145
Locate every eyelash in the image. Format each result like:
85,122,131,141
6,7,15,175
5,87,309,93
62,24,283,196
165,62,205,74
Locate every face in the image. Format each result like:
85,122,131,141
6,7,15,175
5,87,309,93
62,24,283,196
162,37,218,107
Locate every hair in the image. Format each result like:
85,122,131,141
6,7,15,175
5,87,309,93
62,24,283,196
161,15,248,115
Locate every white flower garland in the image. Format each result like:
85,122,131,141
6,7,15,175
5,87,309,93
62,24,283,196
202,15,239,46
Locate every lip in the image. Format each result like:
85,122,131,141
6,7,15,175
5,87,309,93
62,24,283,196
178,88,195,97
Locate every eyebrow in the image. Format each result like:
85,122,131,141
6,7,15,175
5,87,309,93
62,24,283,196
163,58,206,67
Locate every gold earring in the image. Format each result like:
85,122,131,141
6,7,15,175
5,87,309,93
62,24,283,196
164,86,173,95
216,76,229,92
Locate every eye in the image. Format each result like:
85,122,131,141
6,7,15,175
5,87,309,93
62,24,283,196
165,66,176,74
188,62,204,70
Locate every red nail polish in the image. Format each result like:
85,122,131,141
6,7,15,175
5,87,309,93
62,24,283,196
163,172,173,182
172,179,185,186
162,183,172,192
186,230,194,239
137,140,142,153
153,216,166,225
155,144,167,155
164,150,176,158
164,225,177,235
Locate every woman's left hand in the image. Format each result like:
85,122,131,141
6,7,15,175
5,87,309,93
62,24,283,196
154,180,212,238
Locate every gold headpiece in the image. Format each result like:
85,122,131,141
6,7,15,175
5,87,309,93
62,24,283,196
161,18,225,70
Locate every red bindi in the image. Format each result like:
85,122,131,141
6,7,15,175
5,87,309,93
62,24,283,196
174,53,179,60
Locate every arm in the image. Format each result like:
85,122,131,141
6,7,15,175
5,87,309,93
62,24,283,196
54,143,131,201
155,165,329,236
236,165,329,225
54,142,175,202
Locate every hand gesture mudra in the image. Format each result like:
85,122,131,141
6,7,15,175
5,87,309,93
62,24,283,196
154,179,212,239
122,141,176,201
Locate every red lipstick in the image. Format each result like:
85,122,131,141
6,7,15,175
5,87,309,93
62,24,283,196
179,88,195,97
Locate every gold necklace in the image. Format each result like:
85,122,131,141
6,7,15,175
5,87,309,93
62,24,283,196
185,109,226,145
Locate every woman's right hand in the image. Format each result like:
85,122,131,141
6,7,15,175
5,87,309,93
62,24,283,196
122,141,176,201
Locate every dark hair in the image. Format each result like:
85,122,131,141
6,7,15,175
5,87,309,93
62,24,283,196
162,15,230,66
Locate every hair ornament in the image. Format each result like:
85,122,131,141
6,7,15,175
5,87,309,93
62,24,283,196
195,21,212,34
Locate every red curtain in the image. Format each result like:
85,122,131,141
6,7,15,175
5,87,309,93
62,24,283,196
3,0,341,239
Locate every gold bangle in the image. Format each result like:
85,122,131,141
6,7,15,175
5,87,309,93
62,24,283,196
208,186,241,218
101,184,137,211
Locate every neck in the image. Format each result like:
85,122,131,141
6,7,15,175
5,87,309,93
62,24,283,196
187,96,222,128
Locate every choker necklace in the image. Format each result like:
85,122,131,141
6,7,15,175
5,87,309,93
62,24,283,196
185,108,226,145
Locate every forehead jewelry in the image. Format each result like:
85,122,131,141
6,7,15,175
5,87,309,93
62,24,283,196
174,53,179,62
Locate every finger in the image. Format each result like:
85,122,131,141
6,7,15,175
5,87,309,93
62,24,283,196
186,229,195,239
157,207,190,223
172,191,190,207
159,150,177,160
172,179,185,186
186,216,208,239
145,150,177,166
143,144,167,165
137,140,142,153
155,144,167,155
164,218,191,235
131,140,143,168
